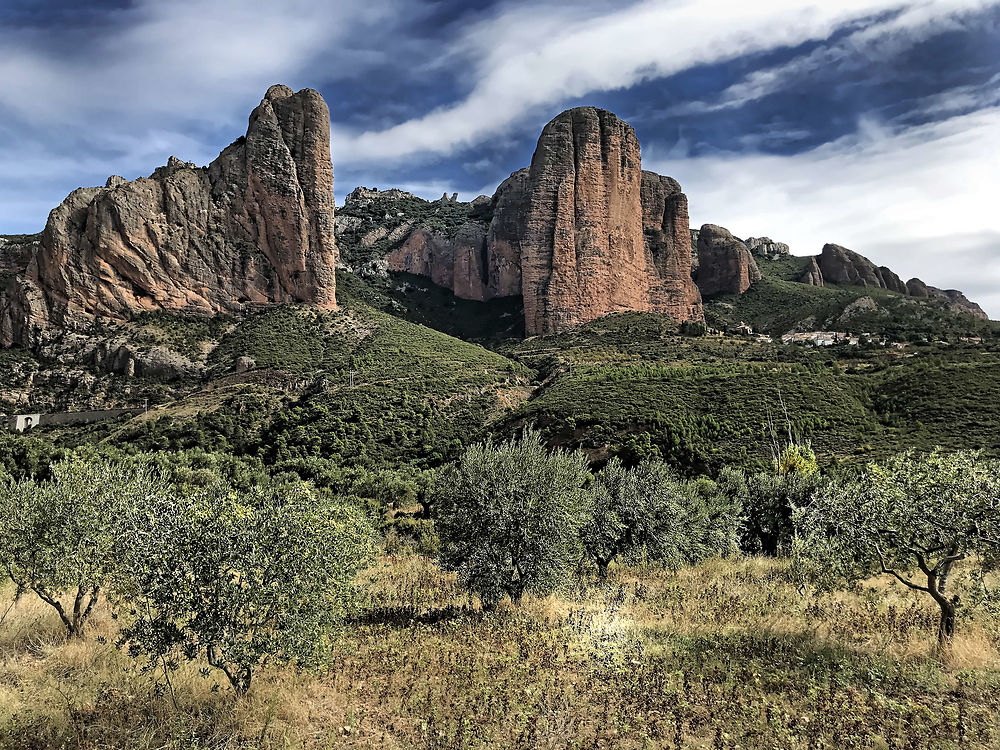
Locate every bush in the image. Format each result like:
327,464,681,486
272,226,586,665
115,480,377,694
433,430,591,609
0,459,166,637
583,458,740,578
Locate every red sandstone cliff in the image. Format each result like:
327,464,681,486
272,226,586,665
1,85,338,348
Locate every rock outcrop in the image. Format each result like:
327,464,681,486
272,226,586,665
907,279,988,319
383,169,527,302
518,108,649,334
798,257,824,286
744,237,790,259
905,278,931,298
1,84,338,348
932,288,988,320
384,108,704,335
817,243,906,292
693,224,761,297
640,172,704,323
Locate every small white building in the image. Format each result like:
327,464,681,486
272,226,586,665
10,414,42,432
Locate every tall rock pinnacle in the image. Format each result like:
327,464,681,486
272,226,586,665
1,85,338,348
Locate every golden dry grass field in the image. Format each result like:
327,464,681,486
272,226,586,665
2,555,999,749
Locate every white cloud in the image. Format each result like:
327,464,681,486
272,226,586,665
644,106,1000,318
667,0,996,117
0,0,411,232
332,0,1000,165
0,0,400,125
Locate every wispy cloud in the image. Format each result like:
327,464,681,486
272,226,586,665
665,0,995,117
646,106,1000,318
331,0,999,165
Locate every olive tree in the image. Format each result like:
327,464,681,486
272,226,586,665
433,431,591,609
794,450,1000,647
582,458,740,579
116,480,376,694
0,459,164,637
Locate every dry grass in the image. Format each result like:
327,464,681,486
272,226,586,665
1,556,999,749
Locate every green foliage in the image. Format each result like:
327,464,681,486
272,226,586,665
794,450,1000,645
129,311,234,359
0,459,163,636
723,468,825,555
582,458,740,578
504,312,1000,474
776,443,819,476
116,480,377,694
433,430,591,608
0,432,66,481
706,272,998,339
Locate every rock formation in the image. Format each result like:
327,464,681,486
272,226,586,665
905,278,931,298
817,243,907,292
517,108,646,334
385,108,704,335
744,237,790,259
798,257,824,286
1,84,338,348
640,172,704,324
384,169,527,302
693,224,761,297
932,288,989,320
907,278,988,319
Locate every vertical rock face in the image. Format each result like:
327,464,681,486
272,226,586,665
383,108,704,335
519,108,649,335
693,224,761,297
877,266,907,295
639,171,703,323
480,168,529,300
1,85,338,348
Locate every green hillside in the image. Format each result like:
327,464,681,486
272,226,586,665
706,256,999,339
105,280,530,470
500,312,1000,474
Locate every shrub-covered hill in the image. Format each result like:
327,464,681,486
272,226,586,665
705,255,999,340
500,312,1000,475
98,284,531,469
6,272,1000,478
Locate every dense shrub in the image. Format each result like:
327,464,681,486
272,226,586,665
0,459,166,637
115,480,377,694
433,430,591,609
794,449,1000,646
582,458,740,578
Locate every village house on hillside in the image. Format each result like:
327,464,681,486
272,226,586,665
781,331,864,346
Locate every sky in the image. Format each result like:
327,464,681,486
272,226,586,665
1,0,998,317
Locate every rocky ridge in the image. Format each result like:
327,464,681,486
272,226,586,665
0,84,339,349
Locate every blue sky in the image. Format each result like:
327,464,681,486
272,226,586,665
1,0,999,316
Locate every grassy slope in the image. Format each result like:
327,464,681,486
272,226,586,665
706,256,999,339
112,280,530,469
2,555,999,748
502,313,1000,473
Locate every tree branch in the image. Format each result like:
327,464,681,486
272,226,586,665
873,544,930,594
